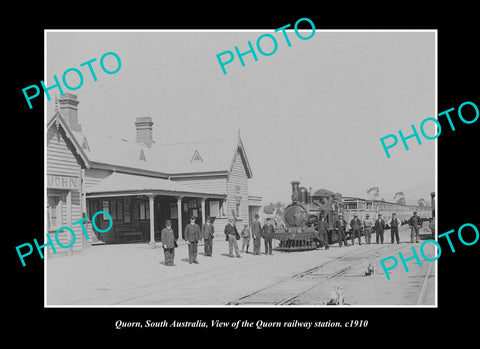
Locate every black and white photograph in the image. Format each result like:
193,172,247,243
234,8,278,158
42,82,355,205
7,7,479,340
44,29,437,307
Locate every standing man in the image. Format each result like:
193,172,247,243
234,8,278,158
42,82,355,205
224,218,241,258
334,214,349,247
252,214,262,255
350,213,363,245
429,218,435,239
388,212,401,244
184,216,201,264
317,215,330,250
202,216,214,256
241,223,251,253
160,219,177,266
374,213,386,244
362,213,374,244
262,219,275,255
409,211,422,243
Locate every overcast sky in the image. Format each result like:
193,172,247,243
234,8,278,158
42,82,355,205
46,30,436,204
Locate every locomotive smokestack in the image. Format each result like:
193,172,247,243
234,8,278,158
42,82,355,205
291,181,300,203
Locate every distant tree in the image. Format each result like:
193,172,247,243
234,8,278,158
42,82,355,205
263,203,275,214
367,187,380,200
418,198,426,207
273,201,286,215
394,192,406,205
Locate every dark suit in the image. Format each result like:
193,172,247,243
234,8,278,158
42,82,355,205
375,218,386,244
184,223,201,263
409,215,422,243
317,220,329,249
389,217,400,244
252,220,262,255
161,227,176,266
334,219,348,247
224,223,240,257
350,217,362,245
202,223,214,256
262,224,275,255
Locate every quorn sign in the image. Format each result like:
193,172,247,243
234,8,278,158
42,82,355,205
47,174,80,190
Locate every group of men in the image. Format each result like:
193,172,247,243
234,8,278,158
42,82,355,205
159,213,276,266
224,214,275,257
327,211,423,248
159,210,425,265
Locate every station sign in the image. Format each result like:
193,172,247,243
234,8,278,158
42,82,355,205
47,174,80,190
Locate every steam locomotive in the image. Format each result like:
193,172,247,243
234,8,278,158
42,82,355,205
274,181,343,251
273,180,432,251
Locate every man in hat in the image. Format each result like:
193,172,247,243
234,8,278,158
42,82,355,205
362,213,374,244
241,223,252,253
161,219,177,266
334,214,349,247
202,216,215,256
350,213,363,245
184,216,201,264
317,215,329,250
252,214,262,255
374,213,386,244
224,218,241,258
388,212,401,244
262,219,275,255
409,211,422,243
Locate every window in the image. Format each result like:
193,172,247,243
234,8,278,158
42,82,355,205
139,149,146,162
235,202,241,217
107,200,123,220
220,200,226,217
209,201,220,218
170,203,178,219
191,150,203,163
47,195,62,230
117,201,123,220
139,200,150,220
102,200,109,220
110,201,117,220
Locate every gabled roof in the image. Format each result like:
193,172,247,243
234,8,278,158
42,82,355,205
70,129,253,178
228,136,253,178
47,112,91,169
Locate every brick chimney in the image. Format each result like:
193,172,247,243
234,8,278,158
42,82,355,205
58,93,81,132
134,117,154,147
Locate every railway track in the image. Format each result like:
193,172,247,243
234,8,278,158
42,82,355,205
68,232,435,306
416,259,435,305
227,242,434,306
227,243,406,305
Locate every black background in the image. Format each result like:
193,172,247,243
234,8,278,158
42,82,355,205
6,3,478,343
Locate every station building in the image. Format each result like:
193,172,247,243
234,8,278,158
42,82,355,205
46,93,262,256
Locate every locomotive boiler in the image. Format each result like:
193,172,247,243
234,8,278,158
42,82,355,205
274,181,321,251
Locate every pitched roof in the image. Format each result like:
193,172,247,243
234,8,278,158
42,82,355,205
47,112,91,169
147,138,250,176
71,130,166,174
86,172,225,198
71,129,252,178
